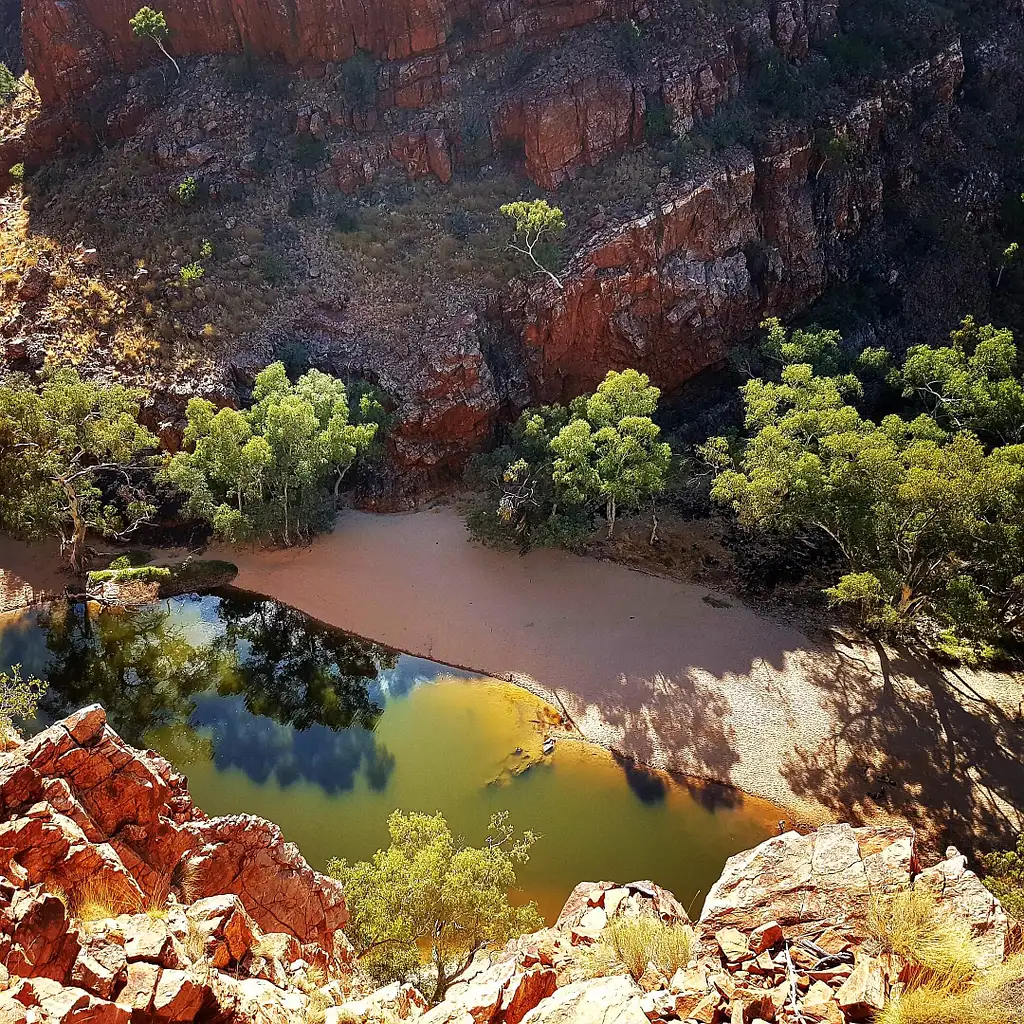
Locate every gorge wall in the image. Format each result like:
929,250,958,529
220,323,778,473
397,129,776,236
1,0,1022,500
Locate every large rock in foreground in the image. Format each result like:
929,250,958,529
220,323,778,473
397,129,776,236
0,705,346,949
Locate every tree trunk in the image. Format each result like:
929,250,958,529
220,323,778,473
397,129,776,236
58,476,87,571
156,38,181,76
283,482,290,545
606,496,616,539
649,508,659,546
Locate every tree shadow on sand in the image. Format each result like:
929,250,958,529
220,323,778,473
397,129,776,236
571,669,744,805
782,640,1024,859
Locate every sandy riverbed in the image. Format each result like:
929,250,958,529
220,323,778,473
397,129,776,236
225,507,1024,854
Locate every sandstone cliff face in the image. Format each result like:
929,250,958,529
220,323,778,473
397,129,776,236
506,42,965,402
21,0,644,107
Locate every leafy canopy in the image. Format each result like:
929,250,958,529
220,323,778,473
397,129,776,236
160,362,378,545
703,318,1024,654
328,810,542,1004
0,666,47,745
129,6,169,41
467,369,671,548
499,199,566,288
0,370,158,569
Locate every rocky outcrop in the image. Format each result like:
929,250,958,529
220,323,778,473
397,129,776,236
21,0,647,107
0,707,366,1023
507,42,965,402
352,822,1017,1024
0,705,348,947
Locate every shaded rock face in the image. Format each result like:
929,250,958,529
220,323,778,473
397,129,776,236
505,42,966,403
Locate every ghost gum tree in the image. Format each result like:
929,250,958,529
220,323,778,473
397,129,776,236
0,370,158,570
466,369,672,547
702,317,1024,656
129,7,180,75
161,362,378,545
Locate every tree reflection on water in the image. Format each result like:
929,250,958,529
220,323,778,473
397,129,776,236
36,593,400,794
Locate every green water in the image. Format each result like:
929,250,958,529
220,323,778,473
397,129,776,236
0,593,776,923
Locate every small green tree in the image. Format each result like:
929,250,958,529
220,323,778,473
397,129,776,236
0,666,47,746
329,810,542,1004
553,369,672,537
467,370,671,546
0,371,158,570
500,200,565,289
129,7,180,76
997,241,1019,289
161,363,378,545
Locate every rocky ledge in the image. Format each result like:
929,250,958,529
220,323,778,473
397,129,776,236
0,708,1019,1024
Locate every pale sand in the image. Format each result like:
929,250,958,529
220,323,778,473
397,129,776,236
226,508,1024,847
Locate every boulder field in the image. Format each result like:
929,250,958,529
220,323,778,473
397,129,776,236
0,707,1018,1023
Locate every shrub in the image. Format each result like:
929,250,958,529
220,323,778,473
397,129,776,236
259,249,291,285
200,239,214,259
644,98,672,144
288,186,316,217
291,132,327,169
176,176,198,205
0,62,17,102
179,261,205,285
602,916,694,981
612,20,646,75
982,835,1024,922
876,954,1023,1024
0,666,47,745
341,52,377,110
331,203,360,233
9,162,24,182
87,565,171,585
867,888,980,992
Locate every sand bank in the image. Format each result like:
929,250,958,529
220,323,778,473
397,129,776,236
226,508,1024,851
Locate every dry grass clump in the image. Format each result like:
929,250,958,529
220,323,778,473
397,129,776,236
877,954,1024,1024
71,876,144,924
575,915,694,982
868,887,980,992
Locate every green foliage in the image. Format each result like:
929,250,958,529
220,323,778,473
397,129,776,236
130,7,179,74
982,835,1024,922
259,249,291,285
894,316,1024,443
0,666,47,743
129,6,168,42
703,319,1024,652
500,200,566,286
341,52,377,111
87,565,171,585
0,371,158,570
200,239,214,259
0,63,17,103
175,176,198,206
9,163,24,182
328,810,542,1003
179,261,204,286
160,362,378,546
467,370,671,547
